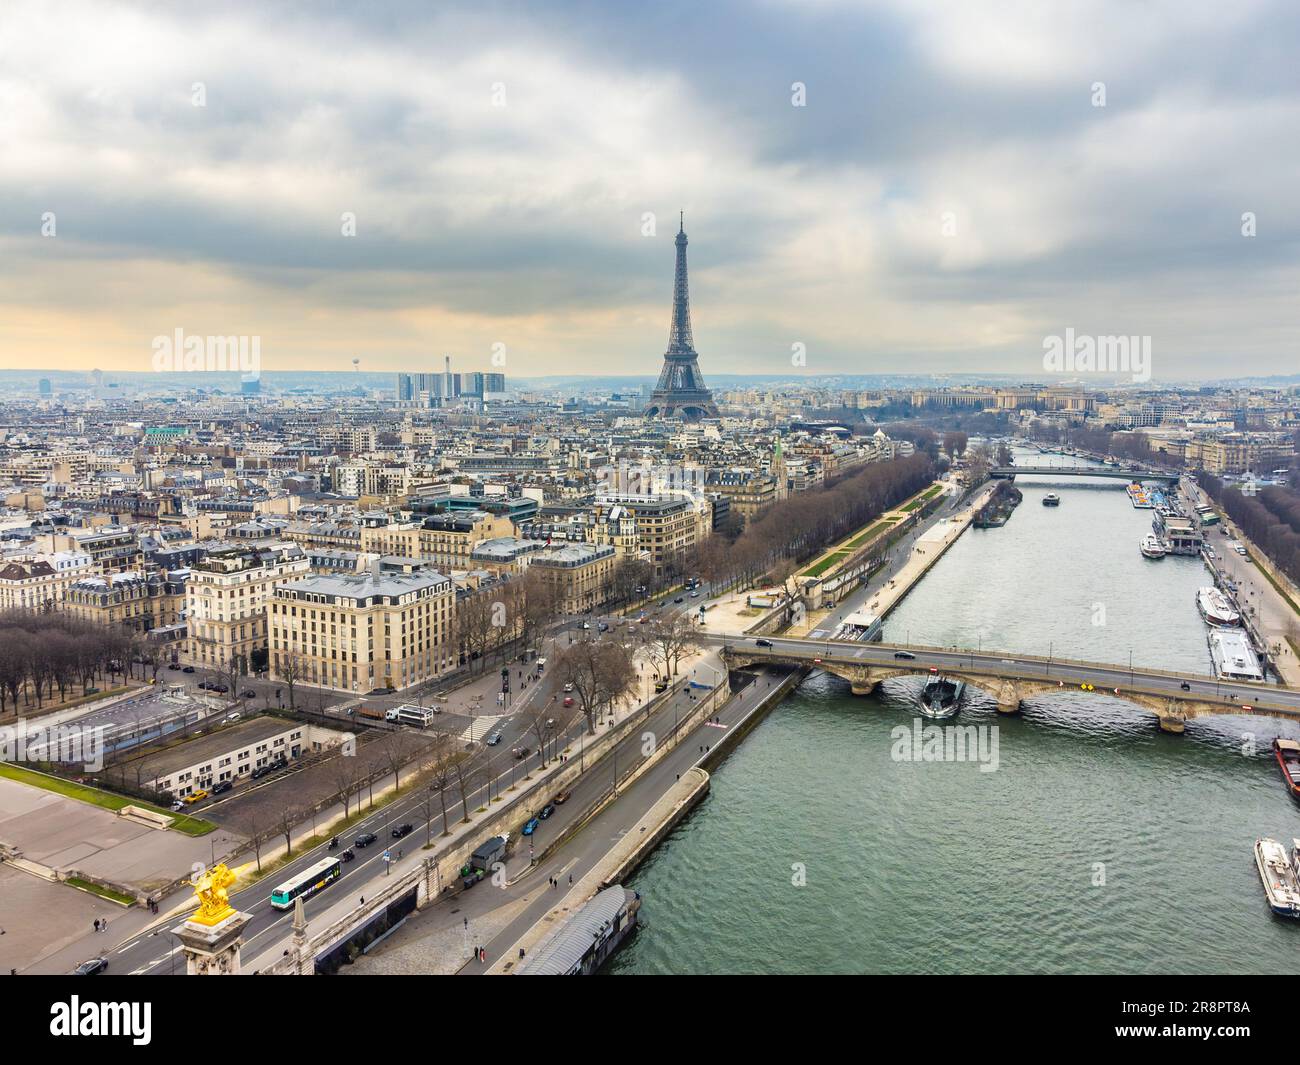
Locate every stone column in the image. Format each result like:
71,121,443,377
172,910,252,975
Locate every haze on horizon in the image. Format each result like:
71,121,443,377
1,0,1298,383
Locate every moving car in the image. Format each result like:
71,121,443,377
73,958,108,975
391,823,413,839
354,832,378,848
512,746,530,760
755,638,774,648
893,651,916,660
653,680,668,693
563,682,574,692
522,817,540,835
674,596,685,604
486,731,503,746
563,695,575,707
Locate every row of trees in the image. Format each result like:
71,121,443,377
0,611,171,717
1197,473,1300,588
691,453,936,591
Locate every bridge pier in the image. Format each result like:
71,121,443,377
1157,701,1187,734
994,679,1022,715
849,677,879,696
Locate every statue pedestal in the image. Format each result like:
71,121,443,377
172,910,252,975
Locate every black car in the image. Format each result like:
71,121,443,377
168,663,181,670
755,638,774,648
242,689,256,698
1180,681,1191,691
354,832,378,848
674,596,685,604
391,823,413,839
182,666,195,673
73,958,108,975
893,651,916,660
539,803,556,820
211,780,233,795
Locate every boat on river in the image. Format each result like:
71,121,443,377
1140,535,1167,559
1272,739,1300,800
918,676,965,719
1253,838,1300,917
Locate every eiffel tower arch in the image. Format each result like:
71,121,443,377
644,215,719,420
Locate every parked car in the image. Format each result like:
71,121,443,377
391,823,413,839
486,731,503,746
182,666,195,673
224,712,241,723
354,832,378,848
552,790,571,805
539,803,555,820
212,683,229,693
512,746,530,760
73,958,108,975
522,817,540,835
367,686,396,695
168,663,181,670
211,780,233,795
689,591,700,598
170,801,185,812
183,789,208,805
579,621,590,630
598,621,610,632
893,651,916,660
242,689,255,698
755,638,774,648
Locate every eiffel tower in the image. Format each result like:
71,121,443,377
644,214,718,420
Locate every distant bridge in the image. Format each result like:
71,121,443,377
990,465,1179,483
714,634,1297,733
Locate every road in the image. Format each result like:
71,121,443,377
454,664,783,974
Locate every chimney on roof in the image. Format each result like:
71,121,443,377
370,557,381,584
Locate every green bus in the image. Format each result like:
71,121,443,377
271,857,341,910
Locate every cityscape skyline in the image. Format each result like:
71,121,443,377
3,1,1300,380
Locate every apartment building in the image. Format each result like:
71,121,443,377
186,544,311,674
64,569,187,633
529,542,617,614
360,510,514,571
268,566,456,693
0,551,92,612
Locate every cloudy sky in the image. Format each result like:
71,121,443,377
1,0,1298,382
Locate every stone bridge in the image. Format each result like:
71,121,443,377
720,645,1296,735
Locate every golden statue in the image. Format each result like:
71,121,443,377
187,863,237,926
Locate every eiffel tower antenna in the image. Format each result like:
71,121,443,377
644,215,718,421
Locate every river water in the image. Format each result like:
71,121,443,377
609,452,1300,973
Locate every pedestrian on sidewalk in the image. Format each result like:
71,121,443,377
93,919,100,933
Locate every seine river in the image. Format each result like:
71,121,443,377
610,454,1300,973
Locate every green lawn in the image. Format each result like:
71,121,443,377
0,763,215,836
802,551,848,577
66,876,135,906
843,520,891,552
